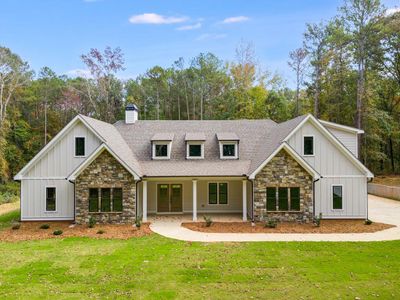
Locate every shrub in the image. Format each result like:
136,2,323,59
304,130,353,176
53,229,63,235
97,229,105,234
40,224,50,229
313,213,323,227
88,217,96,228
0,182,20,205
365,219,373,225
11,222,21,230
264,219,277,228
203,215,212,227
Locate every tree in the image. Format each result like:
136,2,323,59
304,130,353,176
288,48,308,116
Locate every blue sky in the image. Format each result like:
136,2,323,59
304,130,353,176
0,0,398,86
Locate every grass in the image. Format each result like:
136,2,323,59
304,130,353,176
0,212,399,299
0,210,20,231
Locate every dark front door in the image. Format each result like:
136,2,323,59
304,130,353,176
157,184,183,213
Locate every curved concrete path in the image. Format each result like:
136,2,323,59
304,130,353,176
150,195,400,242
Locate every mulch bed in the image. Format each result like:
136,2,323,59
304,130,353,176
0,222,152,242
182,220,395,234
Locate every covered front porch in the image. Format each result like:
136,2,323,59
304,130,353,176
136,177,252,222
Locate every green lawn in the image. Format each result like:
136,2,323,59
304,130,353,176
0,214,399,299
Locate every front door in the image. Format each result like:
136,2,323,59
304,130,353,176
157,184,183,213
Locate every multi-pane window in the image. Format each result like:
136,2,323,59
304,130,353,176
187,143,204,159
155,144,168,157
332,185,343,210
88,188,123,212
46,187,56,211
75,137,85,157
266,187,301,211
208,183,228,205
303,136,314,156
220,142,238,159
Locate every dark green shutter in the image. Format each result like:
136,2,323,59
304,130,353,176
278,188,289,211
266,187,276,211
290,187,300,211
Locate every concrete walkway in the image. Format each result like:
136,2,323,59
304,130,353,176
149,195,400,242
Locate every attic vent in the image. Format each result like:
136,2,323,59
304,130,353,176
125,104,138,124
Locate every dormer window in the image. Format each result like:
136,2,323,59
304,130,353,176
74,136,86,157
216,133,239,160
185,133,205,160
151,133,174,160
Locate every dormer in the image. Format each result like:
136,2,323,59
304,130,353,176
185,133,206,159
216,132,239,159
151,133,174,160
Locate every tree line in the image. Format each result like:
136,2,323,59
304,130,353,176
0,0,399,183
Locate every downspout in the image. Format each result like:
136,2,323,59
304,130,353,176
312,177,321,219
135,178,143,221
68,179,76,223
245,176,254,222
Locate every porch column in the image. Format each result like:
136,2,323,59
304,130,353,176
142,180,147,222
192,179,197,221
242,179,247,221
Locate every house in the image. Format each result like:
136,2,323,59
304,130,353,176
14,104,373,224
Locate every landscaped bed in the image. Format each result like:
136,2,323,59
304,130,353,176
0,220,152,242
182,220,395,233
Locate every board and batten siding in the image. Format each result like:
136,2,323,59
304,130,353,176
21,120,102,221
287,121,367,218
325,126,358,158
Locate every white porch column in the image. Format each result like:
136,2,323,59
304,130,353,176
242,179,247,221
192,179,197,221
142,180,147,222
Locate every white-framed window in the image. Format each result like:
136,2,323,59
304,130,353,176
186,142,204,159
332,184,343,210
152,142,171,160
74,136,86,157
303,135,315,156
208,182,228,205
219,141,238,159
45,186,56,212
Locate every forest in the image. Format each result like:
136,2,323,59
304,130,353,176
0,0,399,187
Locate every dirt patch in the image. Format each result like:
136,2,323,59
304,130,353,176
0,202,20,215
0,221,152,242
373,176,400,187
182,220,395,234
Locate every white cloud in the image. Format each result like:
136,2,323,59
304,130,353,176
385,7,400,16
196,33,227,41
222,16,249,24
129,13,188,24
176,22,202,31
65,69,92,78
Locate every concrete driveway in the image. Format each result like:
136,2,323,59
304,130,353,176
150,195,400,242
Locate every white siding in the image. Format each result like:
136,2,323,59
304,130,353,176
25,122,101,178
288,120,367,218
21,179,74,220
326,127,358,158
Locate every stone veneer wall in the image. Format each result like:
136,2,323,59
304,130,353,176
253,149,313,222
75,151,136,224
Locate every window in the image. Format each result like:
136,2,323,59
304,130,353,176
303,136,314,156
88,188,123,212
186,142,204,159
219,142,238,159
266,187,301,211
332,185,343,210
75,137,86,157
46,187,56,211
208,182,228,204
152,142,171,159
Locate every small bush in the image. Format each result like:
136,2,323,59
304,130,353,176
97,229,105,234
0,182,20,205
53,229,63,236
313,213,323,227
203,215,212,227
40,224,50,229
88,217,96,228
365,219,373,225
264,219,277,228
11,222,21,230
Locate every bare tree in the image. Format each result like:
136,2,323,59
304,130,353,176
288,48,308,116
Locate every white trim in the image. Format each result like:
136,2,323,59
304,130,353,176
242,179,247,221
142,180,147,222
331,184,344,211
283,114,373,178
302,134,315,157
322,175,366,178
74,136,86,158
219,141,238,159
19,177,67,180
21,217,74,221
14,115,105,180
67,143,140,181
44,186,57,213
152,141,172,160
319,119,364,134
249,143,320,180
186,142,204,159
192,180,197,221
207,181,229,205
